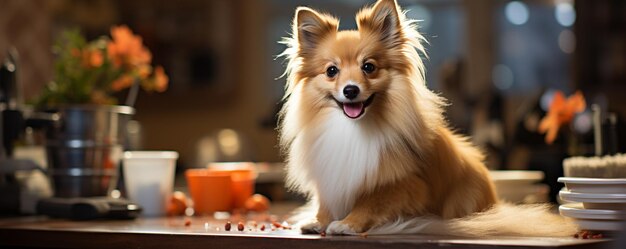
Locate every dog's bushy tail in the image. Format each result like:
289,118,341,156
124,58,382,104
368,203,578,237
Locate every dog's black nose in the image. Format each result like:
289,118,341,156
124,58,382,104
343,85,360,100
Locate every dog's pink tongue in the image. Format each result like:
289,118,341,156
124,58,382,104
343,102,364,118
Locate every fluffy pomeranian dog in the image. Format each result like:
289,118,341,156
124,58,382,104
279,0,577,236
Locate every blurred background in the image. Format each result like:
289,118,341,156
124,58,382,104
1,0,625,203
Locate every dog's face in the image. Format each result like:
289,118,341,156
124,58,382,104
289,0,414,120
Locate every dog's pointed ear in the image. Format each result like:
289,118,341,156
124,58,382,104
357,0,403,48
293,7,338,52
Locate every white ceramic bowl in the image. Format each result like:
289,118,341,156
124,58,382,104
490,170,544,185
490,170,546,203
495,184,549,203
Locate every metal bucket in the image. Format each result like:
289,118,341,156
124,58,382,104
45,105,134,197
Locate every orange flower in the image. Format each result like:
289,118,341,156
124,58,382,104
86,49,103,67
538,91,586,144
154,66,168,92
111,75,135,91
107,25,152,68
137,64,151,79
77,48,103,68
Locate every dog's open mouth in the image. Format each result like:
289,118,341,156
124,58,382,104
332,94,375,119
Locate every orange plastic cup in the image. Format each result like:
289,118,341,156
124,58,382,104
228,169,256,209
185,169,233,214
208,163,257,209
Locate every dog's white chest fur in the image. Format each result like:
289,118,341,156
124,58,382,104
303,111,383,220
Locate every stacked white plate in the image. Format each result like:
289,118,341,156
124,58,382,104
558,177,626,231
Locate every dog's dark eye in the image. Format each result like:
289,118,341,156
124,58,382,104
362,63,375,74
326,66,339,78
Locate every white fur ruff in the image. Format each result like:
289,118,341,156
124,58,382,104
289,108,384,220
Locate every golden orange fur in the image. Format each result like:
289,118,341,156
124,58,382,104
279,0,577,236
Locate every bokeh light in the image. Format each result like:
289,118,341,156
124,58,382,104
505,1,529,26
558,29,576,53
492,64,514,90
555,2,576,27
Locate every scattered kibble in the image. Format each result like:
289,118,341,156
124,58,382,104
574,230,604,239
225,221,232,231
221,219,295,233
581,231,589,239
272,221,282,228
320,231,326,237
184,218,191,227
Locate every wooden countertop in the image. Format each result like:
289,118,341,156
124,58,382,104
0,215,611,249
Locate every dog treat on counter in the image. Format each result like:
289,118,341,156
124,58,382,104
574,230,604,239
225,221,232,231
219,218,292,233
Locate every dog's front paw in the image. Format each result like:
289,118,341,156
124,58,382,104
301,221,324,234
326,221,358,235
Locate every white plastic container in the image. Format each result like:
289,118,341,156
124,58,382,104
122,151,178,216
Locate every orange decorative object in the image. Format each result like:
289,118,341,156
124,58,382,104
538,90,586,144
166,191,188,216
244,194,271,212
208,163,257,210
185,169,233,214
